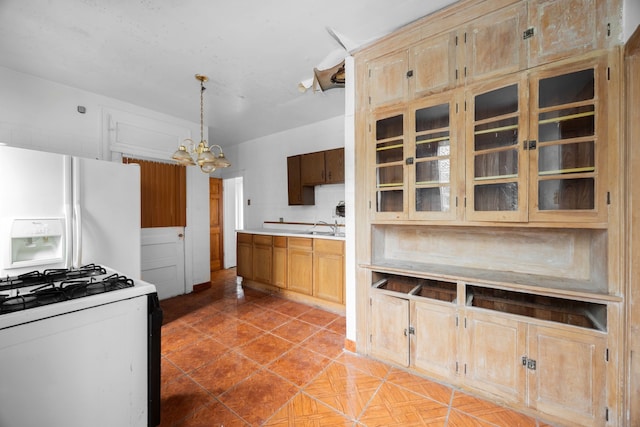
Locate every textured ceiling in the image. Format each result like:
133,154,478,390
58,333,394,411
0,0,458,146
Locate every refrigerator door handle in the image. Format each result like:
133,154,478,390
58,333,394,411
72,157,82,268
63,156,73,269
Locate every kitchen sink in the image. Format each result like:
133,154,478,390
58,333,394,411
304,230,345,237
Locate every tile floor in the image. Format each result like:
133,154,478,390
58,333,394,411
159,268,554,427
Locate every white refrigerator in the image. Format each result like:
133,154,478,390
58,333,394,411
0,146,161,427
0,145,141,278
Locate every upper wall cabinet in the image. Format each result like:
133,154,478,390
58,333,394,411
370,91,464,221
463,3,529,85
301,148,345,186
364,0,619,111
466,53,610,223
527,0,616,68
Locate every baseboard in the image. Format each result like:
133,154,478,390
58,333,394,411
344,338,356,353
193,281,211,293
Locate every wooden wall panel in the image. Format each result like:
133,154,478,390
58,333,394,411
123,158,186,228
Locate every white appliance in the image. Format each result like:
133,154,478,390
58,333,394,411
0,146,162,427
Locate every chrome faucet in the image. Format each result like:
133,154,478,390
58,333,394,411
315,220,339,235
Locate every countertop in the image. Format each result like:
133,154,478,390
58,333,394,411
237,228,345,240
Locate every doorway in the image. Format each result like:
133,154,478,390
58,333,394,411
223,177,244,269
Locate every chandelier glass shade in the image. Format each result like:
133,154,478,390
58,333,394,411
171,74,230,173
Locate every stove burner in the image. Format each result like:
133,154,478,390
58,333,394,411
1,295,39,313
0,265,135,314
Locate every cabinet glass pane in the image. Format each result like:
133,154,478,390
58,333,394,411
474,118,519,151
416,103,449,131
416,134,449,159
416,159,450,184
474,182,518,211
376,139,403,164
377,190,403,212
376,114,403,140
377,164,403,187
474,84,518,121
474,150,518,179
539,141,595,175
539,106,595,142
539,69,594,108
539,178,594,210
416,187,450,212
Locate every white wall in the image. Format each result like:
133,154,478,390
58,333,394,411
624,0,640,41
0,65,210,291
219,116,346,229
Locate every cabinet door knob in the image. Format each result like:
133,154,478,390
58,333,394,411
178,233,184,238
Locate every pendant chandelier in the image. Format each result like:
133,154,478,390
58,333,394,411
171,74,230,173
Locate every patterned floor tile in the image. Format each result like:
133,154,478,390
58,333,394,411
386,368,453,405
358,382,448,427
302,329,346,358
219,369,298,425
165,337,230,373
264,392,354,426
451,392,537,427
335,352,392,379
160,375,214,426
304,361,383,419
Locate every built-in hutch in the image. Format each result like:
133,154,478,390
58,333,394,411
353,0,632,425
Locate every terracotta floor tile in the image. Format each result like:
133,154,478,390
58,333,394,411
244,309,292,331
252,294,288,310
302,329,345,358
298,307,341,327
271,318,321,343
358,382,449,427
451,392,537,427
165,337,230,373
326,316,347,334
268,346,330,386
237,332,296,365
191,312,237,336
446,409,498,426
271,299,313,317
176,400,248,427
189,350,260,396
386,368,453,405
212,320,266,348
335,352,391,378
162,356,185,386
264,391,354,426
220,369,298,425
304,361,383,419
160,374,214,426
162,324,205,355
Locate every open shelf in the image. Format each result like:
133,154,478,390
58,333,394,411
372,271,457,303
466,285,607,331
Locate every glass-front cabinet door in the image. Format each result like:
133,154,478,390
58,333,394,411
528,56,608,223
371,109,407,220
410,92,463,220
466,75,529,222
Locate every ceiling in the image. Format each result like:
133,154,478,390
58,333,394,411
0,0,458,147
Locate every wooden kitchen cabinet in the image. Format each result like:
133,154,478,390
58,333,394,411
463,2,528,85
287,155,314,206
313,239,344,304
526,324,607,427
252,234,272,285
272,236,287,288
527,0,617,68
463,309,528,404
370,292,410,366
324,148,345,184
236,233,253,280
301,148,345,186
287,237,313,295
466,54,610,223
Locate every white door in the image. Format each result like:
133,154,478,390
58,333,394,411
141,227,185,300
